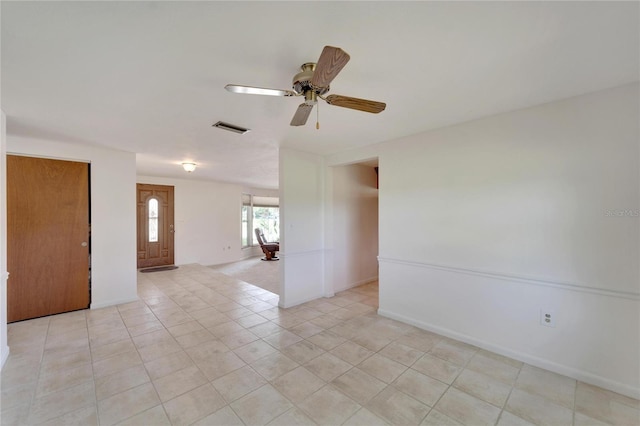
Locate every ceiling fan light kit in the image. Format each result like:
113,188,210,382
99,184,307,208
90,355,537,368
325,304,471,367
225,45,386,127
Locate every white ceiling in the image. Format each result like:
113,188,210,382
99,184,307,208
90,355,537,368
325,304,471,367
2,2,638,189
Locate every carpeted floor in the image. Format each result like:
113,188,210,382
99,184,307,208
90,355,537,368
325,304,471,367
209,256,279,294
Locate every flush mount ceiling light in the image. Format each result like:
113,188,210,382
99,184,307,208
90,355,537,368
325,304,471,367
212,121,250,134
182,162,197,173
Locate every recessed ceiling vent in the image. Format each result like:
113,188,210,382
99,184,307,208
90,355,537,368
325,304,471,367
212,121,250,134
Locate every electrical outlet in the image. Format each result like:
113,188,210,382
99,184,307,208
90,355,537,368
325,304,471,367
540,309,556,327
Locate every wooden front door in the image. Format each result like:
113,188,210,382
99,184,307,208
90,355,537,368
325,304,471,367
7,155,90,322
137,184,175,268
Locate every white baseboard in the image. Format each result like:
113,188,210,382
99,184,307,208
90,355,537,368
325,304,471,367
333,276,379,293
1,345,9,370
378,308,640,400
279,292,324,309
91,296,139,310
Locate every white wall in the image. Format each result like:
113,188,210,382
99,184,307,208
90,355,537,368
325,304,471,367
279,148,326,307
7,137,138,309
137,175,265,265
1,111,9,369
331,164,379,292
326,83,639,398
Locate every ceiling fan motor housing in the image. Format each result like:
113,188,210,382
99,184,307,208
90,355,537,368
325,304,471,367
292,62,329,96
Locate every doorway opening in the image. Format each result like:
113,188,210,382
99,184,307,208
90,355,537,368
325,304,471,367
330,158,379,307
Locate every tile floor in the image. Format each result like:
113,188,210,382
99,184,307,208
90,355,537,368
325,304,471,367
1,264,638,425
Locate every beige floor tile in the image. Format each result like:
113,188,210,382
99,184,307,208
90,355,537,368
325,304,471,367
453,369,512,408
251,352,299,381
429,339,478,366
298,385,361,425
192,406,244,426
144,350,194,380
97,383,160,426
575,381,640,425
236,313,269,328
343,407,390,425
195,350,246,381
132,329,174,349
1,381,36,413
396,330,442,352
393,368,448,407
351,332,394,352
121,312,157,328
126,320,166,337
35,363,94,397
219,329,260,349
40,405,98,426
185,339,231,363
116,404,171,426
267,407,317,425
497,411,536,426
421,410,464,425
505,388,573,426
304,352,353,382
209,320,246,338
212,365,268,403
92,350,143,379
248,321,286,338
412,353,462,384
465,350,521,385
573,412,612,426
176,328,215,349
310,314,344,329
163,383,226,425
28,381,96,424
166,320,204,337
434,387,501,426
379,341,424,366
332,367,387,404
95,364,150,401
1,402,31,426
234,339,278,363
307,330,347,351
263,330,304,350
152,364,208,402
231,384,294,425
137,339,183,363
40,348,91,373
281,340,326,364
271,366,325,403
330,341,375,365
515,364,576,409
89,329,130,349
366,386,431,425
289,321,324,338
90,339,135,362
358,353,407,384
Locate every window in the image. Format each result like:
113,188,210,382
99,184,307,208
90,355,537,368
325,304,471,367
241,194,279,248
148,198,159,242
241,194,251,248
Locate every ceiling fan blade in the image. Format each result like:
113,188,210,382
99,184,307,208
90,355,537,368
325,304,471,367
325,94,386,113
310,46,350,90
225,84,296,97
290,103,314,126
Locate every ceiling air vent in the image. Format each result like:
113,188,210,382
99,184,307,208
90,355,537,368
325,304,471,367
212,121,250,134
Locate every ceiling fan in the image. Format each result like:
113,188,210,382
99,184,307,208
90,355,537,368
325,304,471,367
225,46,386,127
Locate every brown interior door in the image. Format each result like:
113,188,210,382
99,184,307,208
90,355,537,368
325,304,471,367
137,184,175,268
7,155,90,322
